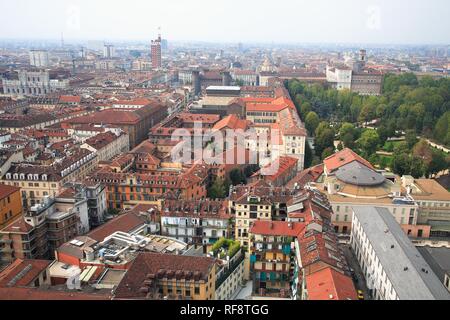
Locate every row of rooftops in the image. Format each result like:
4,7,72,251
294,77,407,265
161,199,230,219
4,148,96,181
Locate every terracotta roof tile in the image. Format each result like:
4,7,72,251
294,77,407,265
306,267,358,300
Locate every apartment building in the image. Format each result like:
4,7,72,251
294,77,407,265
350,206,450,300
113,252,216,300
81,131,130,162
2,149,97,207
230,191,273,247
249,221,303,299
0,192,90,263
160,199,232,245
88,168,208,210
402,176,450,238
29,50,50,67
229,181,296,247
63,103,168,148
211,242,246,300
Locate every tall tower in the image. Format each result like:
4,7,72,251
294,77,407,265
359,49,367,64
151,28,162,69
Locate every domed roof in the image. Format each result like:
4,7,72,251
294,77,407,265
335,161,385,187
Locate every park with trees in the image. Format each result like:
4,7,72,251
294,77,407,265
286,73,450,178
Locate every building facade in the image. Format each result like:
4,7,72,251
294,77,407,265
350,206,450,300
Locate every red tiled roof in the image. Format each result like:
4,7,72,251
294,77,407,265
255,156,299,182
66,109,142,125
59,95,81,104
286,164,324,189
87,212,147,242
213,114,249,131
84,132,120,150
178,113,220,124
323,148,374,173
305,267,357,301
1,217,33,234
249,220,305,237
246,103,289,113
0,259,51,287
114,252,216,299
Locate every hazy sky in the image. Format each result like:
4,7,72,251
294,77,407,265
1,0,449,44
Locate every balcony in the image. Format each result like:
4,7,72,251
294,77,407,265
0,246,13,253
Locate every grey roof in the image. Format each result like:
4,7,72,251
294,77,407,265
336,161,385,186
353,206,450,300
417,246,450,282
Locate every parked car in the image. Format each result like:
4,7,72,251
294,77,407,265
357,290,364,300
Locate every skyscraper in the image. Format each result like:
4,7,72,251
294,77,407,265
151,33,162,69
29,50,49,67
103,44,115,58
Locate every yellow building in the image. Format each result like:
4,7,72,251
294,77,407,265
113,252,217,300
0,184,23,229
229,194,272,247
2,149,97,206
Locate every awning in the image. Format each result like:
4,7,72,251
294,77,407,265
79,266,98,283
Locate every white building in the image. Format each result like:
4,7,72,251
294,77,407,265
29,50,50,67
350,206,450,300
103,44,115,58
326,65,353,90
2,70,69,96
214,249,246,300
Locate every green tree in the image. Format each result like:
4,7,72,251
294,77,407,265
410,156,425,178
392,153,411,176
358,130,380,157
229,169,246,186
339,123,356,139
208,178,229,199
305,112,320,136
300,101,312,119
405,130,418,149
315,125,335,158
434,112,450,147
427,151,449,177
321,147,334,160
244,164,260,178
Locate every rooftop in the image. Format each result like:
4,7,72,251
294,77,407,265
113,252,216,299
353,206,450,300
306,267,358,300
0,259,51,287
324,148,374,174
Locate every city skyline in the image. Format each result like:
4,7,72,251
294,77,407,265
1,0,450,45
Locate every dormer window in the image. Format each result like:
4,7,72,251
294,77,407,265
20,174,25,180
6,173,11,180
27,174,33,180
42,174,47,181
34,174,39,181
